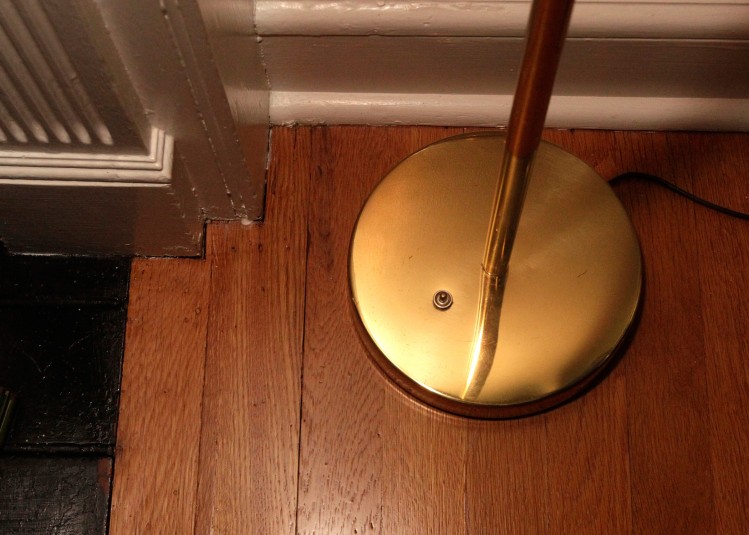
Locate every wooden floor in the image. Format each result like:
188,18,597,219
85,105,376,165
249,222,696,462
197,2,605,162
110,127,749,534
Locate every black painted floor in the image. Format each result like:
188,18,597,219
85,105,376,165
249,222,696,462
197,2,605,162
0,255,129,534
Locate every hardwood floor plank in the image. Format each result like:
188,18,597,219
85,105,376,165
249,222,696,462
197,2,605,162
297,127,386,534
696,135,749,534
465,417,548,534
382,403,467,535
298,126,469,534
381,128,471,535
539,130,633,535
194,128,310,534
466,130,633,535
110,257,211,535
606,132,717,534
298,127,749,534
544,130,633,534
111,126,749,534
542,372,632,534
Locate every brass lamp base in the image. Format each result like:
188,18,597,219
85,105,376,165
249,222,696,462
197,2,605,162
349,133,642,418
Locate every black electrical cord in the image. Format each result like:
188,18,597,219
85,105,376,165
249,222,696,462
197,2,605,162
610,172,749,221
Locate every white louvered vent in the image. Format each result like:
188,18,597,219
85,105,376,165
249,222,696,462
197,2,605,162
0,0,116,148
0,0,163,184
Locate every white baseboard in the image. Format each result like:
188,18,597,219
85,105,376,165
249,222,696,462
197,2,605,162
258,1,749,130
270,92,749,131
257,0,749,40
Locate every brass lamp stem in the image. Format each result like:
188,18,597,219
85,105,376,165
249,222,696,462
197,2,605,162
482,0,575,277
349,0,641,416
465,0,576,400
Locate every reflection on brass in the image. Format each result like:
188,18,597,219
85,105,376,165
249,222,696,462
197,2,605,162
463,271,503,400
475,152,533,401
483,152,534,277
349,134,642,418
461,0,576,403
484,0,574,278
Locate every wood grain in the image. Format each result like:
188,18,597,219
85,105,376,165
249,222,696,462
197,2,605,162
110,257,211,535
606,132,715,534
695,136,749,534
194,128,310,534
381,129,470,535
298,127,469,534
298,126,749,534
113,126,749,534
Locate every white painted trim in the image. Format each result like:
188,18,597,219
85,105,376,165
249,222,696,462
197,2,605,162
0,143,204,256
91,0,268,220
256,0,749,39
0,128,164,168
0,0,146,150
270,92,749,131
0,178,170,188
0,128,173,182
0,0,269,256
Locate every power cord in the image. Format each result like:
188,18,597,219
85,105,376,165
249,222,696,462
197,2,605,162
610,172,749,221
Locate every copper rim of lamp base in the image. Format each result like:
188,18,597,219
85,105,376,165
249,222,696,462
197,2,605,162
349,132,642,419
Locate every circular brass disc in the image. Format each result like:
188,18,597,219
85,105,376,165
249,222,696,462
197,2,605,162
349,133,642,418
